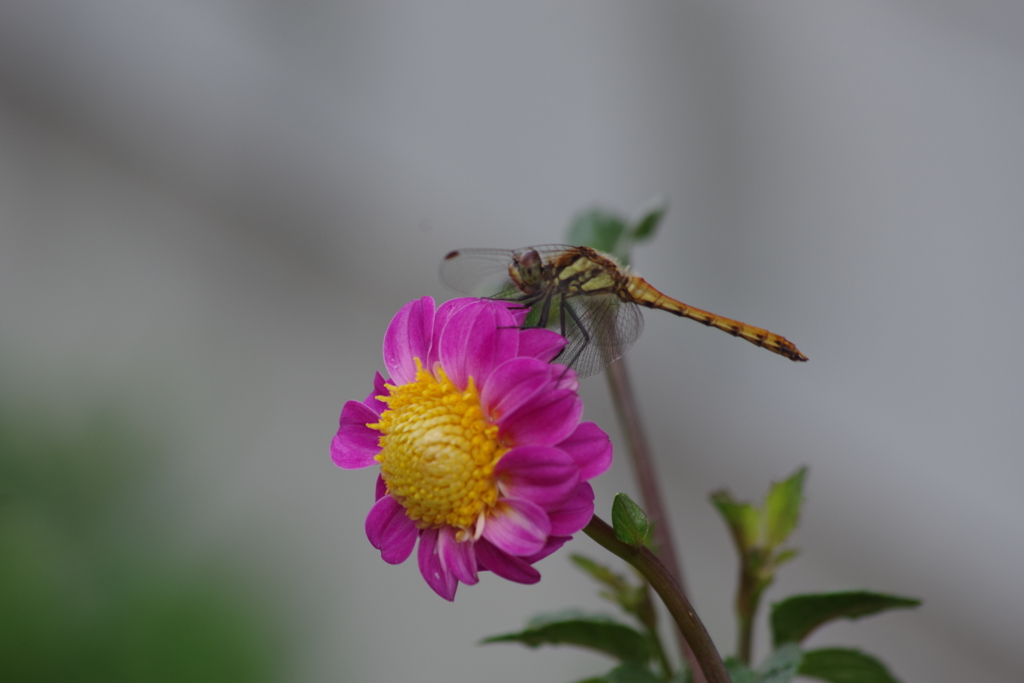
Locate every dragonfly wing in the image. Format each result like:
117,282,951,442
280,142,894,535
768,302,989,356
439,248,520,298
440,246,588,298
557,294,644,378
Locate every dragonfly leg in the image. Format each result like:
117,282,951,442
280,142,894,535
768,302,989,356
558,300,591,372
535,294,554,329
486,293,545,329
488,291,536,309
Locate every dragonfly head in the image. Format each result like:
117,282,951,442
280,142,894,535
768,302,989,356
511,248,544,291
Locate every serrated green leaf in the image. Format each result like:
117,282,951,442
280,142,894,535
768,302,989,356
724,657,759,683
710,490,761,551
611,493,651,548
770,592,922,647
798,648,902,683
763,467,806,548
758,643,803,683
631,204,666,242
567,209,630,262
482,611,650,662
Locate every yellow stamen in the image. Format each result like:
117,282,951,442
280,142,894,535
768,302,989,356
370,360,506,532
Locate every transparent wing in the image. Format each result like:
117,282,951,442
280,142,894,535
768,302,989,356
439,248,520,298
555,293,645,379
527,244,588,259
440,246,645,377
439,245,585,299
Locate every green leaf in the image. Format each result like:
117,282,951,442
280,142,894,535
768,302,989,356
762,467,806,548
571,554,627,591
770,592,922,647
611,493,651,548
758,643,803,683
724,657,759,683
570,554,646,617
567,209,630,261
710,490,761,551
798,648,902,683
605,661,662,682
771,549,800,570
631,203,666,242
571,662,662,683
482,611,650,663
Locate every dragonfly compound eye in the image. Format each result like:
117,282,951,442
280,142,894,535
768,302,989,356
516,249,543,286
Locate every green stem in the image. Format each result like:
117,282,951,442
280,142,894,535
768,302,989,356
584,516,731,683
734,558,762,665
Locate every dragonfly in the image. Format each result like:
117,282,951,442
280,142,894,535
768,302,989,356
440,245,808,378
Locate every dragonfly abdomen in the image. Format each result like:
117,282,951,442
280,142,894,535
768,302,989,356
624,276,808,362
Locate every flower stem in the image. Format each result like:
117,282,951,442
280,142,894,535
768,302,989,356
584,516,730,683
605,357,705,680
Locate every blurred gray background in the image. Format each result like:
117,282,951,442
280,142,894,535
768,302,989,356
0,2,1021,682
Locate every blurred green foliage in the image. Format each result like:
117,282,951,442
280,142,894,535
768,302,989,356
566,203,666,266
0,400,284,683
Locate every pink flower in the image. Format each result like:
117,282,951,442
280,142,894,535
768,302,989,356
332,297,613,600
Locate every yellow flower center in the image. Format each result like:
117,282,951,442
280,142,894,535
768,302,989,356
371,360,506,534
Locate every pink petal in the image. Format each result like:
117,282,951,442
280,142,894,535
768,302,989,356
481,498,550,556
497,388,583,447
439,301,519,390
520,535,571,564
475,538,541,584
501,302,530,326
382,296,435,385
517,328,567,362
548,482,596,536
556,422,613,481
418,528,459,601
365,495,418,564
375,473,387,501
494,446,580,510
427,298,475,370
549,364,580,393
479,357,550,421
361,372,390,414
331,401,383,469
437,526,478,585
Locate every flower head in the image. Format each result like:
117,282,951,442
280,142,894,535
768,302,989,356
332,297,612,600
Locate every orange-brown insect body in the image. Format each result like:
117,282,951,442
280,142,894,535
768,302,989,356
623,276,808,362
442,244,807,372
510,246,807,362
